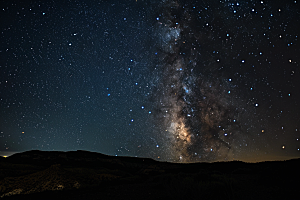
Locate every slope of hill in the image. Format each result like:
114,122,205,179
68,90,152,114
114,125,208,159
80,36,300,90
0,150,298,199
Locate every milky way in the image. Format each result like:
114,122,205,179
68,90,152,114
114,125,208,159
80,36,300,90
150,0,254,162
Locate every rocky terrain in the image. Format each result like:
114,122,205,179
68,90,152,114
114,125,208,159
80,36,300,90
0,150,298,199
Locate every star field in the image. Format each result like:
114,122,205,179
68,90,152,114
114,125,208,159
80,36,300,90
0,0,299,162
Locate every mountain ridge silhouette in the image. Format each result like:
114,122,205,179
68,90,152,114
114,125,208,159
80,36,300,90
0,150,299,199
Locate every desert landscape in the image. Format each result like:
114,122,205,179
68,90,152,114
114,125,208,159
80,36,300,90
0,150,298,199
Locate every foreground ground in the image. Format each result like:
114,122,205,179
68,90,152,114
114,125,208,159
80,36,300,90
0,150,298,199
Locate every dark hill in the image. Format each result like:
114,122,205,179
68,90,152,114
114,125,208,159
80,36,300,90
0,150,299,200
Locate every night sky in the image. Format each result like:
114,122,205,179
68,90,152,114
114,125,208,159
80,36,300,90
1,0,299,162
